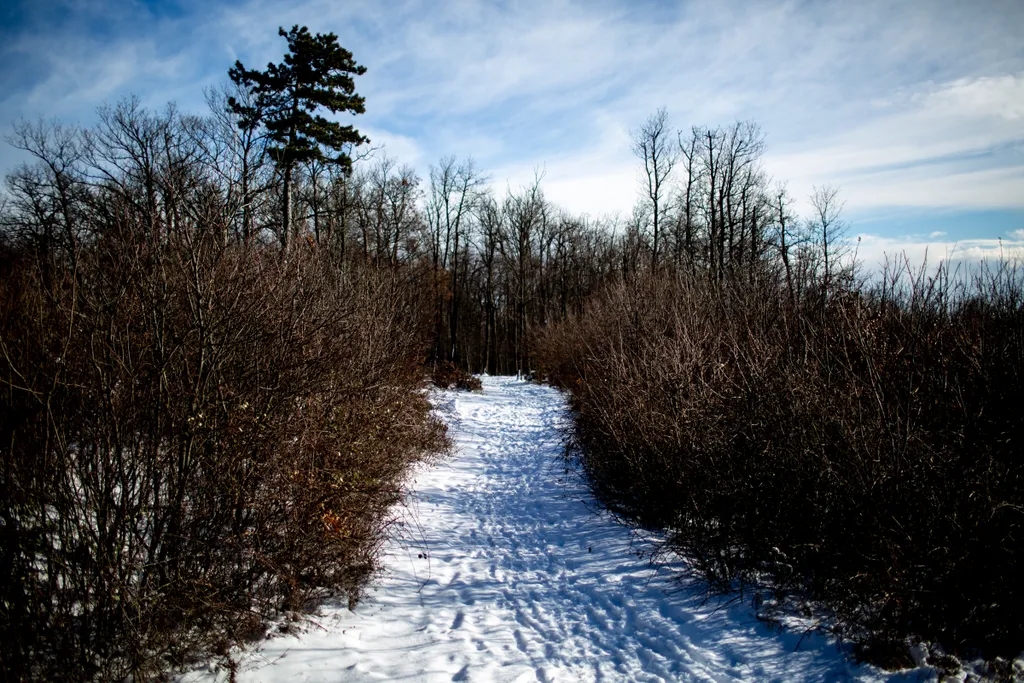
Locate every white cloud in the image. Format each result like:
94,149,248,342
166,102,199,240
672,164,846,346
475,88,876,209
487,113,636,217
923,73,1024,122
764,73,1024,213
489,158,636,220
360,128,427,169
840,164,1024,211
854,233,1024,273
2,0,1023,234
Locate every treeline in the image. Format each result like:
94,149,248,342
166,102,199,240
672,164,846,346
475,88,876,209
397,114,851,375
0,103,838,385
241,113,839,377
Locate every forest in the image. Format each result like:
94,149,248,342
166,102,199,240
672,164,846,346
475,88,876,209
1,25,1021,680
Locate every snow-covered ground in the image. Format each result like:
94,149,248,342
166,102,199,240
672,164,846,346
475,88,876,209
182,375,932,682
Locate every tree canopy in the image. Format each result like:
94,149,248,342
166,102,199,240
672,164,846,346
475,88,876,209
228,25,368,173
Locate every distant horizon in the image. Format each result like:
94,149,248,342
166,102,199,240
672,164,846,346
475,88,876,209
2,0,1023,268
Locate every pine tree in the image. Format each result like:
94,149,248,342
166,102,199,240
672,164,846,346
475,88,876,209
228,25,367,253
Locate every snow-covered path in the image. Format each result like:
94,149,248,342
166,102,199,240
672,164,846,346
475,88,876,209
184,376,901,682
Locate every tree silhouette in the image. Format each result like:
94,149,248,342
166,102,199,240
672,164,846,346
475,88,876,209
228,25,367,253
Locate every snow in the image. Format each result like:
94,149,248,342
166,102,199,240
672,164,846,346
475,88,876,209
181,375,929,682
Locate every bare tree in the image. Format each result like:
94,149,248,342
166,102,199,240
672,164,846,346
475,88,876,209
771,183,801,306
426,156,484,364
344,154,421,264
500,172,547,375
4,119,87,272
674,129,702,271
809,183,848,303
475,192,503,374
631,108,678,271
202,85,271,246
622,204,648,282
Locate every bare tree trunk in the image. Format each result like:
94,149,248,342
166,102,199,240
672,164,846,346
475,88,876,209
282,164,293,257
631,108,677,273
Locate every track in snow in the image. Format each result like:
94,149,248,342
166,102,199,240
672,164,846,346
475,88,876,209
183,376,902,682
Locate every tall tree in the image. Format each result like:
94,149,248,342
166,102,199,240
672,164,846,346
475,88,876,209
809,183,848,304
202,84,271,246
674,129,702,271
5,119,86,273
772,183,800,307
631,108,677,271
475,192,503,374
426,156,483,364
501,174,547,375
228,25,367,255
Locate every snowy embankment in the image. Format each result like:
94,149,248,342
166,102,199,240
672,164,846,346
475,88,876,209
183,376,920,682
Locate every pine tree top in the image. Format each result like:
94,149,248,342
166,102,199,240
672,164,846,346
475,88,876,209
228,25,368,172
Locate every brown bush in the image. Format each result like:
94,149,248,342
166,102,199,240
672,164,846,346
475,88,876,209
431,360,482,391
0,223,446,679
535,262,1024,664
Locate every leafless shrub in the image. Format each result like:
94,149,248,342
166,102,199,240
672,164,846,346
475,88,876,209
430,360,482,391
0,114,446,679
536,260,1024,665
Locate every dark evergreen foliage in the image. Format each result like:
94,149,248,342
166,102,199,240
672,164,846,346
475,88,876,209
228,25,367,171
228,26,367,249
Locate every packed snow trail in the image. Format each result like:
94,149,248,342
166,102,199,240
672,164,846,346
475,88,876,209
184,376,908,682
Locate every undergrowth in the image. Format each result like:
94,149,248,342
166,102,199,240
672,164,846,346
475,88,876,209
0,203,447,680
535,261,1023,669
431,360,483,391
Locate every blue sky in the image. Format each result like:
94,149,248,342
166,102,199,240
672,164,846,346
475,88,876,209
2,0,1023,267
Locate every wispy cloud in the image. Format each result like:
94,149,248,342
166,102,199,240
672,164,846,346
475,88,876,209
855,233,1024,272
765,73,1024,213
1,0,1022,236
